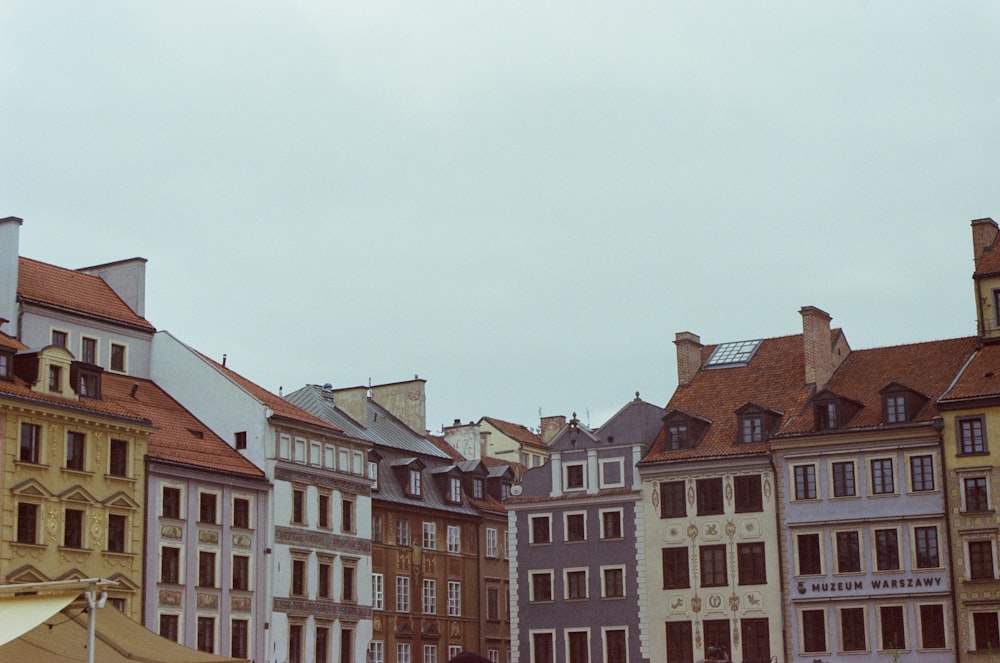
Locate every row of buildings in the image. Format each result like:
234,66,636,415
506,218,1000,662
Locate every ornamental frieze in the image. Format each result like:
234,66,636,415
232,596,252,613
159,590,181,607
161,524,183,540
233,533,252,549
273,598,372,621
197,593,219,610
274,526,372,555
199,529,220,545
274,465,372,497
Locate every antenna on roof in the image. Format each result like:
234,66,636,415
222,354,227,368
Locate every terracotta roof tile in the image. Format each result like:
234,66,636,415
940,343,1000,402
0,371,151,424
975,232,1000,277
481,416,546,450
101,374,265,478
425,434,465,461
17,257,155,332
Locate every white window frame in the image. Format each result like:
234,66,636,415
324,444,337,468
447,581,461,616
599,507,624,540
563,461,587,491
109,341,128,373
447,525,461,553
601,627,629,663
309,440,322,466
352,450,364,474
799,606,830,654
792,463,819,501
564,628,592,663
423,644,437,663
422,578,436,615
599,457,625,489
397,643,412,663
279,434,291,460
293,437,307,464
528,570,554,603
910,523,942,569
869,456,897,495
529,514,552,545
530,630,556,663
563,567,589,600
564,510,588,542
828,459,858,498
395,576,410,612
372,573,384,610
422,521,437,549
601,564,626,599
486,527,498,558
905,452,937,493
875,602,908,652
369,640,384,663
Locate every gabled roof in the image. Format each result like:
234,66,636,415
479,416,547,450
283,385,373,440
592,397,667,447
101,374,265,478
643,333,814,463
781,337,976,433
940,343,1000,404
17,257,155,332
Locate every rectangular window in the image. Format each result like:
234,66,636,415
396,644,411,663
342,498,355,533
449,477,462,503
665,622,693,663
422,579,436,614
959,417,987,454
162,487,181,519
315,625,329,663
831,461,856,497
197,617,214,653
564,463,586,490
107,513,127,553
875,529,900,571
16,502,38,544
486,528,498,557
234,431,247,450
659,481,686,518
447,581,461,616
316,559,331,599
396,576,410,612
64,508,84,548
965,477,989,512
289,624,303,663
700,545,727,587
802,609,827,653
48,365,62,392
109,439,128,477
871,458,895,494
19,423,41,464
422,522,437,549
703,620,731,661
487,588,500,620
740,415,763,443
292,489,305,524
110,343,126,372
408,469,422,496
565,513,586,542
423,644,437,663
372,515,383,543
696,478,723,515
447,525,461,553
566,630,589,663
662,547,690,589
734,475,762,512
530,515,551,544
51,329,67,347
601,509,623,539
974,612,1000,650
530,572,553,602
199,551,216,587
741,618,769,662
879,605,906,650
737,542,766,585
161,546,180,583
970,540,996,580
565,569,588,600
81,337,97,364
233,498,250,529
473,478,485,499
605,629,626,663
841,607,866,651
291,558,306,596
797,533,822,575
372,573,384,610
532,632,555,663
233,555,250,591
836,531,862,573
600,458,624,487
369,641,384,663
396,519,410,546
919,604,946,649
602,567,624,598
885,395,906,423
318,493,330,529
199,493,217,524
794,464,817,500
65,431,85,471
914,526,940,568
159,614,179,642
910,455,935,491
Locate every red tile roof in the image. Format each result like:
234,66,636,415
940,343,1000,403
0,332,27,351
101,374,265,478
0,364,151,424
425,434,465,461
975,231,1000,277
17,258,155,332
480,416,546,450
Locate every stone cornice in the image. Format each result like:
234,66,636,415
274,526,372,555
272,598,372,621
274,464,372,496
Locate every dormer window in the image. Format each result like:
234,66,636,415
473,478,484,500
739,416,763,444
734,403,780,444
879,382,928,426
812,390,862,431
368,461,379,490
661,410,710,451
0,351,11,381
884,395,906,423
667,425,690,450
72,362,103,399
48,366,62,392
408,469,422,497
818,402,838,430
448,477,462,503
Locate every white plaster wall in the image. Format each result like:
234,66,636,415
0,217,21,336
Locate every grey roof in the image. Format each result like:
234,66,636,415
595,397,667,448
374,448,480,516
284,385,374,441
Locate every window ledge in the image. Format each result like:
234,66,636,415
13,460,48,469
10,541,46,549
102,550,135,558
61,468,94,477
106,475,137,484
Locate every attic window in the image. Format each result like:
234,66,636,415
705,339,762,368
817,402,839,430
408,469,422,498
473,478,484,500
187,428,205,439
879,383,927,426
0,351,11,380
739,415,764,444
884,395,906,423
667,425,690,450
449,477,462,503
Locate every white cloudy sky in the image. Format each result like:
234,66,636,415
3,2,999,432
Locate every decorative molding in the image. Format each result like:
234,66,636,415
197,592,219,610
274,465,372,496
274,526,372,555
160,524,183,540
273,598,371,621
231,596,252,613
159,590,182,606
199,529,220,545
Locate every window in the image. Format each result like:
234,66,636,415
734,475,762,512
51,330,67,347
78,370,100,398
161,547,180,583
802,609,827,653
840,607,866,651
110,343,126,372
65,431,85,471
48,365,62,392
662,547,690,589
0,352,9,379
449,477,462,503
64,508,84,548
315,558,330,599
884,394,906,423
107,513,127,552
199,492,217,524
368,461,379,489
565,512,586,542
703,620,731,661
700,545,727,587
289,624,304,663
564,463,586,490
422,578,437,614
970,540,996,580
879,605,906,650
914,526,940,568
397,643,411,663
162,487,181,519
741,618,770,663
919,604,946,649
604,629,627,663
797,533,822,575
831,461,856,497
875,529,900,571
488,650,500,663
422,522,437,549
601,509,623,539
315,625,329,663
79,337,97,363
739,415,763,443
871,458,895,494
974,612,1000,650
965,477,989,512
233,498,250,529
372,515,383,543
473,478,485,499
372,573,384,610
959,416,987,454
530,515,551,544
396,576,410,612
19,423,41,464
532,632,555,663
566,630,589,663
793,464,817,500
423,644,437,663
159,614,179,642
696,478,723,515
108,439,128,477
530,571,553,602
665,622,693,663
909,455,934,492
369,641,384,663
234,431,247,450
659,481,686,518
447,525,461,553
233,555,250,591
396,519,410,546
291,558,306,596
292,488,306,524
408,469,422,497
836,531,861,573
602,566,624,598
16,502,38,544
342,498,355,533
666,424,691,450
486,528,498,557
565,569,588,600
816,401,839,430
199,551,216,587
487,587,500,620
737,542,766,585
447,581,461,616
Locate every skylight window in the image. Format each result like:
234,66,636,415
705,339,762,368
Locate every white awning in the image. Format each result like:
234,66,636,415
0,591,78,647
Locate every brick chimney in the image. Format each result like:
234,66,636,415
674,332,703,386
800,306,835,390
0,217,22,337
540,415,566,444
972,218,999,263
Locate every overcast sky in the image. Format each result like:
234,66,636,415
3,2,999,432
